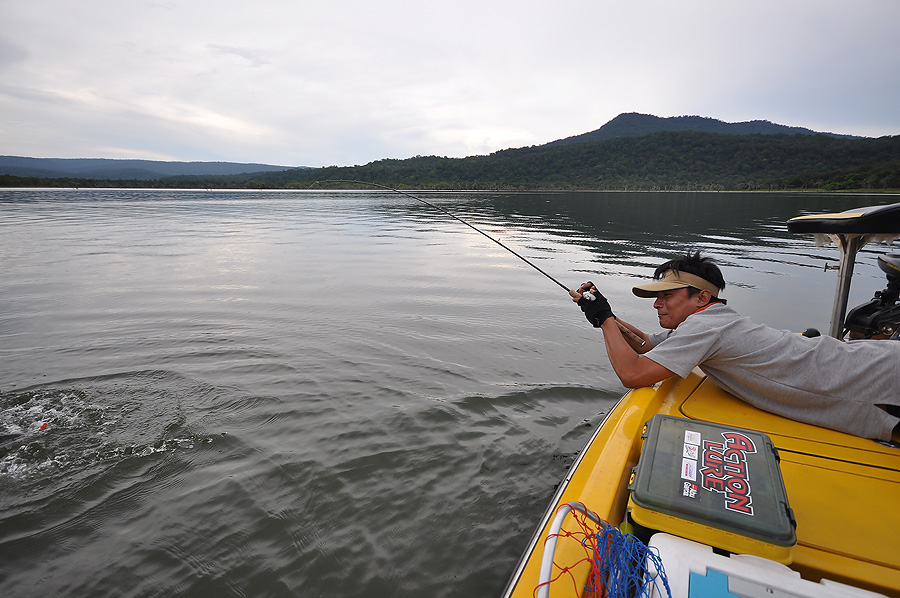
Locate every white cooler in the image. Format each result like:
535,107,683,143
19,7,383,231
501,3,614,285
644,533,887,598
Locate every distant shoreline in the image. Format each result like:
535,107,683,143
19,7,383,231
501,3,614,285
2,181,898,195
4,127,900,193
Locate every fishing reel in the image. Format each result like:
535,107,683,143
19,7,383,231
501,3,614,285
844,253,900,339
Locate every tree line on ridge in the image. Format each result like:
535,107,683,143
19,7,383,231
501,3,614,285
3,130,899,192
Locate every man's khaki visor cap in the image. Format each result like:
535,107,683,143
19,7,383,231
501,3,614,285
632,270,721,298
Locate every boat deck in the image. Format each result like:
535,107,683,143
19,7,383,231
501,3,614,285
503,372,900,598
682,378,900,595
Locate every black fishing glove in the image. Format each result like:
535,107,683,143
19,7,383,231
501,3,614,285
578,290,614,328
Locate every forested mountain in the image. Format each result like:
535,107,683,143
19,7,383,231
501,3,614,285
0,156,294,180
2,114,898,191
547,113,861,147
242,131,900,191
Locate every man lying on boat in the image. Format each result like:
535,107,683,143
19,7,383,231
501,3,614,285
571,250,900,441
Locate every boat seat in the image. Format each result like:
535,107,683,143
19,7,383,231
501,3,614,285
787,202,900,235
787,202,900,337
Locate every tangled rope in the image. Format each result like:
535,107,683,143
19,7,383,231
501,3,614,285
536,502,670,598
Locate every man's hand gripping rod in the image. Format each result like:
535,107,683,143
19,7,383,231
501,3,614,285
568,288,646,347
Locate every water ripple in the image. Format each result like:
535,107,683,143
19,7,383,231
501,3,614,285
1,189,897,597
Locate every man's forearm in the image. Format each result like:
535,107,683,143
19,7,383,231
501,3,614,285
600,318,673,388
613,318,653,354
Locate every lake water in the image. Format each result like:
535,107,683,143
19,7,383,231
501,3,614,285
1,189,897,597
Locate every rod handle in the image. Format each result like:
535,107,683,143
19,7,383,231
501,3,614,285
616,320,647,348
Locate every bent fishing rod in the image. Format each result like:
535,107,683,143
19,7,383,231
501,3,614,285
309,180,645,346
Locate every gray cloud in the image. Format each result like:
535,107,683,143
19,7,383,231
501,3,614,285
207,45,270,68
0,36,29,68
1,0,898,166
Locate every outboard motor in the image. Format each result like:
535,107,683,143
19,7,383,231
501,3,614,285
844,253,900,339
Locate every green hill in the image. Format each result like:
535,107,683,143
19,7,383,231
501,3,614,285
547,112,860,147
245,130,900,192
2,114,897,191
0,156,295,180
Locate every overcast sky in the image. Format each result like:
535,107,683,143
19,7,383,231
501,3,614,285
1,1,898,167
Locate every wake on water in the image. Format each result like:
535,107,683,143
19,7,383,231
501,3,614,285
0,370,223,483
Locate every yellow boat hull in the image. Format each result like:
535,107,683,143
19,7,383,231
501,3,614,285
502,373,900,597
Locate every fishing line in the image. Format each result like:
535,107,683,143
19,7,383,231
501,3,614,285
309,179,645,346
310,179,571,292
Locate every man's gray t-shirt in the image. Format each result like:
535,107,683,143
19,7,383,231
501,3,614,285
644,303,900,440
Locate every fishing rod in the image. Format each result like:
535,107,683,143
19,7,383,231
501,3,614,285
309,180,645,346
310,180,570,292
